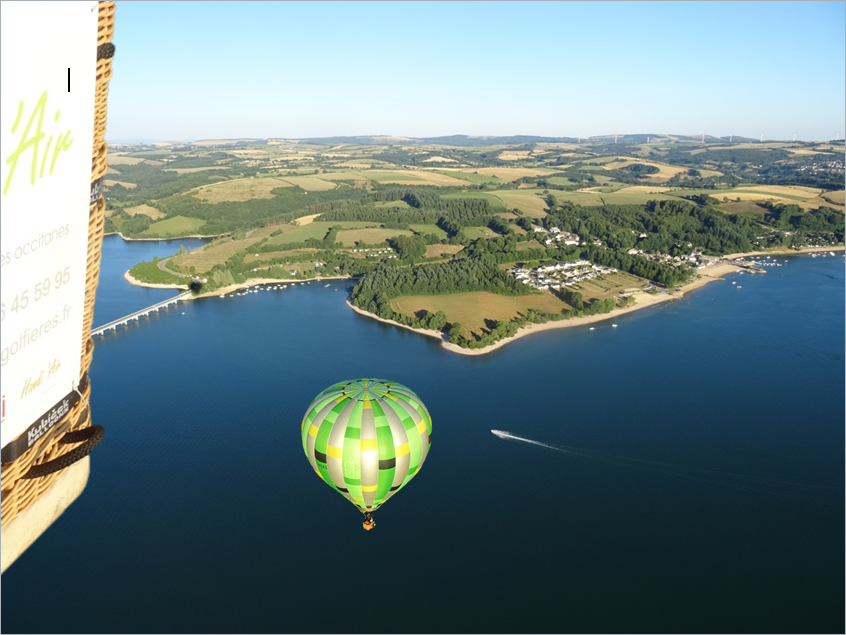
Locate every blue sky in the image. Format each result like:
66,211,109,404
107,1,845,141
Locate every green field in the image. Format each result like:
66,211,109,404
336,227,413,246
441,191,507,209
375,199,412,208
140,216,207,237
391,291,571,338
128,259,187,286
490,190,549,217
567,272,646,301
409,224,448,239
462,227,500,239
171,227,278,272
267,221,378,245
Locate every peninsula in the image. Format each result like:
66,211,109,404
105,135,845,352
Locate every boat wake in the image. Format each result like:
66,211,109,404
490,430,842,506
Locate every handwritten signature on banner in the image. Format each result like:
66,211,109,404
3,91,74,196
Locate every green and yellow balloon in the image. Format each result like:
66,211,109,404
302,379,432,527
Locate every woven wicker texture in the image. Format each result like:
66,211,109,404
1,1,114,528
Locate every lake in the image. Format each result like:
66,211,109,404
2,237,843,633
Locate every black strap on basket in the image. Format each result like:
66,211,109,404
21,426,105,480
97,42,115,60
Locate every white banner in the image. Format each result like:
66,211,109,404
0,1,99,452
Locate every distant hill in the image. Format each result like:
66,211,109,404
285,134,765,146
290,134,579,146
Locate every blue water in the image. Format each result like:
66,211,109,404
3,243,843,634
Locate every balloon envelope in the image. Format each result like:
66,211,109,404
301,379,432,512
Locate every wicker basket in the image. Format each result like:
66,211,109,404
1,1,115,529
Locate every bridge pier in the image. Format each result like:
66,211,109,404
91,291,192,337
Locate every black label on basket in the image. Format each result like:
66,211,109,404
90,177,105,204
1,374,88,463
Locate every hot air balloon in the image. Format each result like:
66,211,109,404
301,379,432,530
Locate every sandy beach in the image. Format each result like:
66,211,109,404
724,245,844,259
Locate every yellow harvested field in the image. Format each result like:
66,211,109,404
143,159,164,166
320,170,469,186
716,185,822,201
696,168,723,178
424,244,464,258
391,291,570,338
786,148,827,156
615,185,673,193
280,176,337,191
320,171,382,181
823,190,845,205
105,180,136,189
336,228,413,246
107,155,145,165
694,185,828,207
498,151,532,161
422,156,457,163
191,177,293,203
335,162,378,168
735,185,822,197
171,227,277,272
490,190,549,217
372,170,471,186
124,204,166,219
460,167,556,181
294,213,321,226
797,196,845,212
396,170,470,186
106,166,121,175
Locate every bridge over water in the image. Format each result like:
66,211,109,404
92,292,192,337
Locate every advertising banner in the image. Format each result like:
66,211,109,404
0,1,99,454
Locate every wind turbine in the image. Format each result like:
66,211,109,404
792,132,797,142
614,134,618,144
701,133,705,143
729,132,733,143
760,132,764,143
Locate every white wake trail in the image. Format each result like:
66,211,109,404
490,430,578,454
489,430,842,506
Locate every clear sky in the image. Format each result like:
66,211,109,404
107,1,845,142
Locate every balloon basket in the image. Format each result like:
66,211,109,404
0,1,115,570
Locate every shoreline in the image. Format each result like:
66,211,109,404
122,246,841,355
106,231,225,242
123,271,188,290
347,262,747,356
190,275,354,299
724,245,844,259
